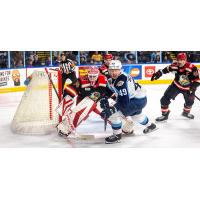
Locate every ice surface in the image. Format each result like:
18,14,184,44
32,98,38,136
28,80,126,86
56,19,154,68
1,84,200,147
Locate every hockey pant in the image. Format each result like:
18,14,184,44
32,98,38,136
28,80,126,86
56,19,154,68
108,97,151,135
160,83,195,114
109,111,151,134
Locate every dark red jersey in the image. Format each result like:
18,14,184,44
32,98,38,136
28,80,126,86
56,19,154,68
162,62,200,90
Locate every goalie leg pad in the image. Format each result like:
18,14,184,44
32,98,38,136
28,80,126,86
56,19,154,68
57,116,74,136
55,95,75,116
71,97,97,128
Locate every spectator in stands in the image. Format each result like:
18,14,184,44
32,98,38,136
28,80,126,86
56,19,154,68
150,52,156,62
163,55,171,63
91,51,103,64
0,51,7,68
80,56,87,65
154,54,161,63
77,51,87,64
124,52,136,64
33,54,41,66
54,54,61,66
12,51,23,68
45,56,51,67
27,58,33,68
138,51,148,63
66,51,77,63
15,59,24,68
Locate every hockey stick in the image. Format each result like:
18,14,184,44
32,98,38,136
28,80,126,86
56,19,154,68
45,68,60,101
101,97,110,132
195,94,200,101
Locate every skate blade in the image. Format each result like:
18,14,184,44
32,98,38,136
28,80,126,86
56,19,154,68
143,127,159,134
105,140,121,144
155,119,168,123
181,115,194,120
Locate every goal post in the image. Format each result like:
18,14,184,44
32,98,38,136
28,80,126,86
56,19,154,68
11,69,62,134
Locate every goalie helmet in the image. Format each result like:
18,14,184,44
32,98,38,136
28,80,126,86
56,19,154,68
88,66,99,86
109,60,122,70
177,53,187,67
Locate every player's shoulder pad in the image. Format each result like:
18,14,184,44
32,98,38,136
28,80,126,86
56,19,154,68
169,62,178,69
115,73,127,88
185,62,195,72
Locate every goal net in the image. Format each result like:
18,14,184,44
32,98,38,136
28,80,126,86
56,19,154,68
11,69,62,134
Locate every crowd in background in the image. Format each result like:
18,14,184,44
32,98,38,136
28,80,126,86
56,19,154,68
1,51,200,69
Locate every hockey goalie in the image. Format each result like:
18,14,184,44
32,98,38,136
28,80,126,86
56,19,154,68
56,66,113,136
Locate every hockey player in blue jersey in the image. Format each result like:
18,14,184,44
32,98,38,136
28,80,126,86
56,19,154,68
100,60,157,144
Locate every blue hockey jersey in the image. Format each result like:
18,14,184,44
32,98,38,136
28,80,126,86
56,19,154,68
108,72,147,114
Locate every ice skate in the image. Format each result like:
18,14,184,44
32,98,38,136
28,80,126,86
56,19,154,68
143,123,157,134
56,123,72,138
155,111,170,122
105,133,121,144
58,129,71,137
181,111,194,119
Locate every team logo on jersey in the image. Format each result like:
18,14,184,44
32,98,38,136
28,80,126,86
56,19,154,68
145,66,155,77
179,75,190,86
117,81,124,86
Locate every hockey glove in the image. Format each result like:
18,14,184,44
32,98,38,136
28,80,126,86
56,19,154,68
188,82,200,95
186,85,196,101
24,76,32,86
99,97,109,109
151,70,162,81
100,106,117,119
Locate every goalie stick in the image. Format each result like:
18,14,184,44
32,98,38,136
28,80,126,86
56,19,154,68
45,68,60,101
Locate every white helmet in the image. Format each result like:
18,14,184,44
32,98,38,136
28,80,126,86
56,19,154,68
109,60,122,70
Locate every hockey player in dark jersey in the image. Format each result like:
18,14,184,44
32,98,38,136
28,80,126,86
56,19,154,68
151,52,200,121
59,53,77,97
100,60,157,144
99,53,113,78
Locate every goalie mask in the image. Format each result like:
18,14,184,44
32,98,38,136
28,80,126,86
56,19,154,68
88,66,99,86
177,53,187,68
